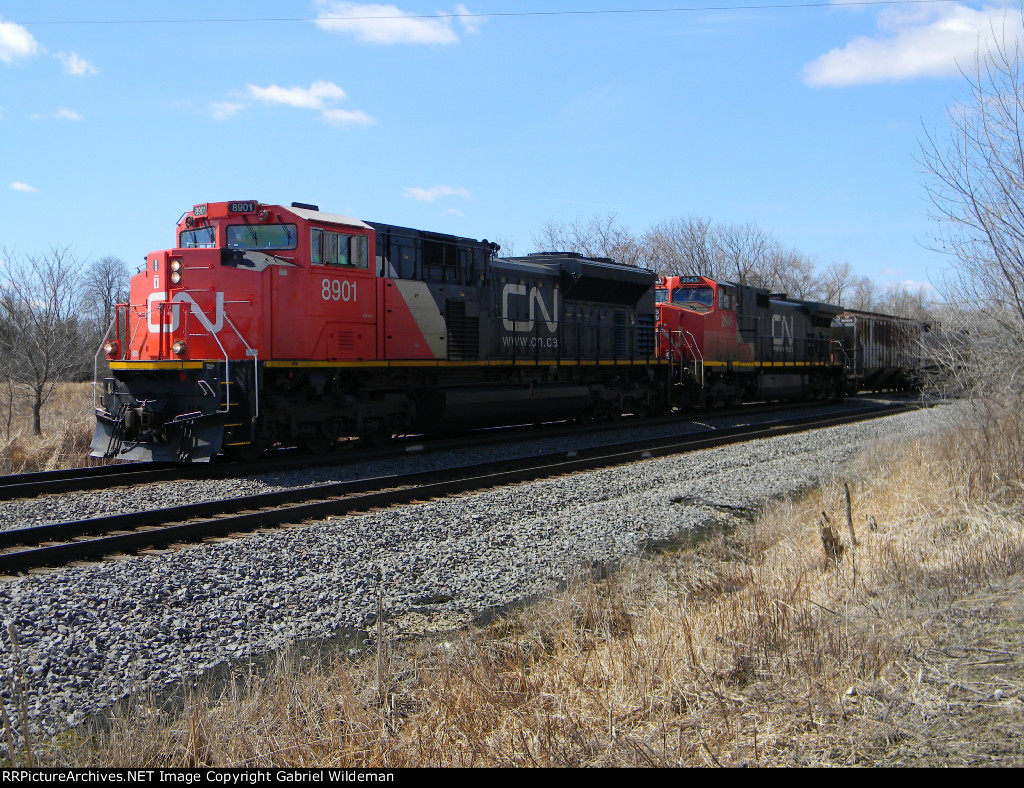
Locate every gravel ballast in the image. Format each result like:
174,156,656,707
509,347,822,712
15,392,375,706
0,403,948,740
0,397,905,532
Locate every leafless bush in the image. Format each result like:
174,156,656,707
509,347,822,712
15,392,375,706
921,21,1024,404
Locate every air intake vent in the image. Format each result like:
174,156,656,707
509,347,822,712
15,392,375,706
446,300,479,361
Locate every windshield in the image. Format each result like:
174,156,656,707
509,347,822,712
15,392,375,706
672,286,714,311
655,288,668,303
179,226,216,248
226,223,297,250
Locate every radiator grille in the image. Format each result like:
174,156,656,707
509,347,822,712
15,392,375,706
446,301,479,360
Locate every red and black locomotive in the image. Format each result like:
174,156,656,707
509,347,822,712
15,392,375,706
92,200,917,462
655,275,847,407
93,201,661,461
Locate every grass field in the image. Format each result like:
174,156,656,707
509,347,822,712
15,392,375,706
6,399,1024,766
0,382,95,474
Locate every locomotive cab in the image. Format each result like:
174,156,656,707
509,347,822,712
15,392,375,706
656,275,749,365
93,200,378,461
655,274,846,407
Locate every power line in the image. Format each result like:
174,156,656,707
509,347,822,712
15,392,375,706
18,1,964,27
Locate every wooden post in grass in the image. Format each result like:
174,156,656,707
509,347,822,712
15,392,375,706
376,576,385,707
845,483,857,593
819,511,844,565
5,622,33,767
0,689,17,766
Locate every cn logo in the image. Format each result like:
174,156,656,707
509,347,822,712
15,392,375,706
147,291,225,334
501,284,559,333
772,314,794,350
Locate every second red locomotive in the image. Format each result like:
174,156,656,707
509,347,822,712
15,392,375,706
655,274,847,407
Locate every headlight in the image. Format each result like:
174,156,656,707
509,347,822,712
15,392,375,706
170,271,182,285
103,340,119,356
170,260,182,272
171,340,187,356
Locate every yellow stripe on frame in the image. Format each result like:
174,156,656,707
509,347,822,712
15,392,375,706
264,359,670,369
109,361,204,370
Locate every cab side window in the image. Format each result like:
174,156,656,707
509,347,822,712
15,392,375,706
311,229,323,264
311,229,368,268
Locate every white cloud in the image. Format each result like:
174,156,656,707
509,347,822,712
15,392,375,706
242,80,374,126
315,1,459,44
404,185,471,202
454,4,485,35
247,81,345,109
895,279,934,291
31,107,83,121
57,51,97,76
0,17,39,63
247,80,347,109
443,207,465,216
804,4,1024,86
210,101,245,121
321,108,376,126
10,182,39,193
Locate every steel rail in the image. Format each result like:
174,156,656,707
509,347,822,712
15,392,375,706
0,398,892,501
0,403,916,574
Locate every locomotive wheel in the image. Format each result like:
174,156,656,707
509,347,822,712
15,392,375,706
299,433,335,455
359,430,392,448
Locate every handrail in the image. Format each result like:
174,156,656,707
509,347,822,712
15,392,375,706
91,312,121,411
223,314,259,419
682,330,704,389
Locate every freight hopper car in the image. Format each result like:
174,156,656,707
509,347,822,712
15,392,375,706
92,200,663,462
835,310,926,393
655,275,846,407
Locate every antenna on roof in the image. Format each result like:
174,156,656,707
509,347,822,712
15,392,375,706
291,202,320,211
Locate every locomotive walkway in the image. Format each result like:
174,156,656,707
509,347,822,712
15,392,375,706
0,401,915,573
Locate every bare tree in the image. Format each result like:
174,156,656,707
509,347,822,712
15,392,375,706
0,246,90,434
847,276,879,312
919,21,1024,403
492,236,516,258
642,216,717,276
715,221,774,286
763,244,822,299
82,255,130,337
531,213,906,319
532,214,644,266
877,284,931,320
819,261,855,305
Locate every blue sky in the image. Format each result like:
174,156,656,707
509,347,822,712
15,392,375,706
2,1,1019,293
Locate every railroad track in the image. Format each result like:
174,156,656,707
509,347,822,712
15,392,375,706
0,402,916,574
0,415,671,501
0,396,912,501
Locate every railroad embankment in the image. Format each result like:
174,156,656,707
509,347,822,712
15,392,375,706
9,399,1020,767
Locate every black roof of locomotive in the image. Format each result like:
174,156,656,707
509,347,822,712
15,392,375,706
498,252,654,306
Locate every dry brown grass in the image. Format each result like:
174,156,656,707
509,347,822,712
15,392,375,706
0,382,95,473
23,404,1024,767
